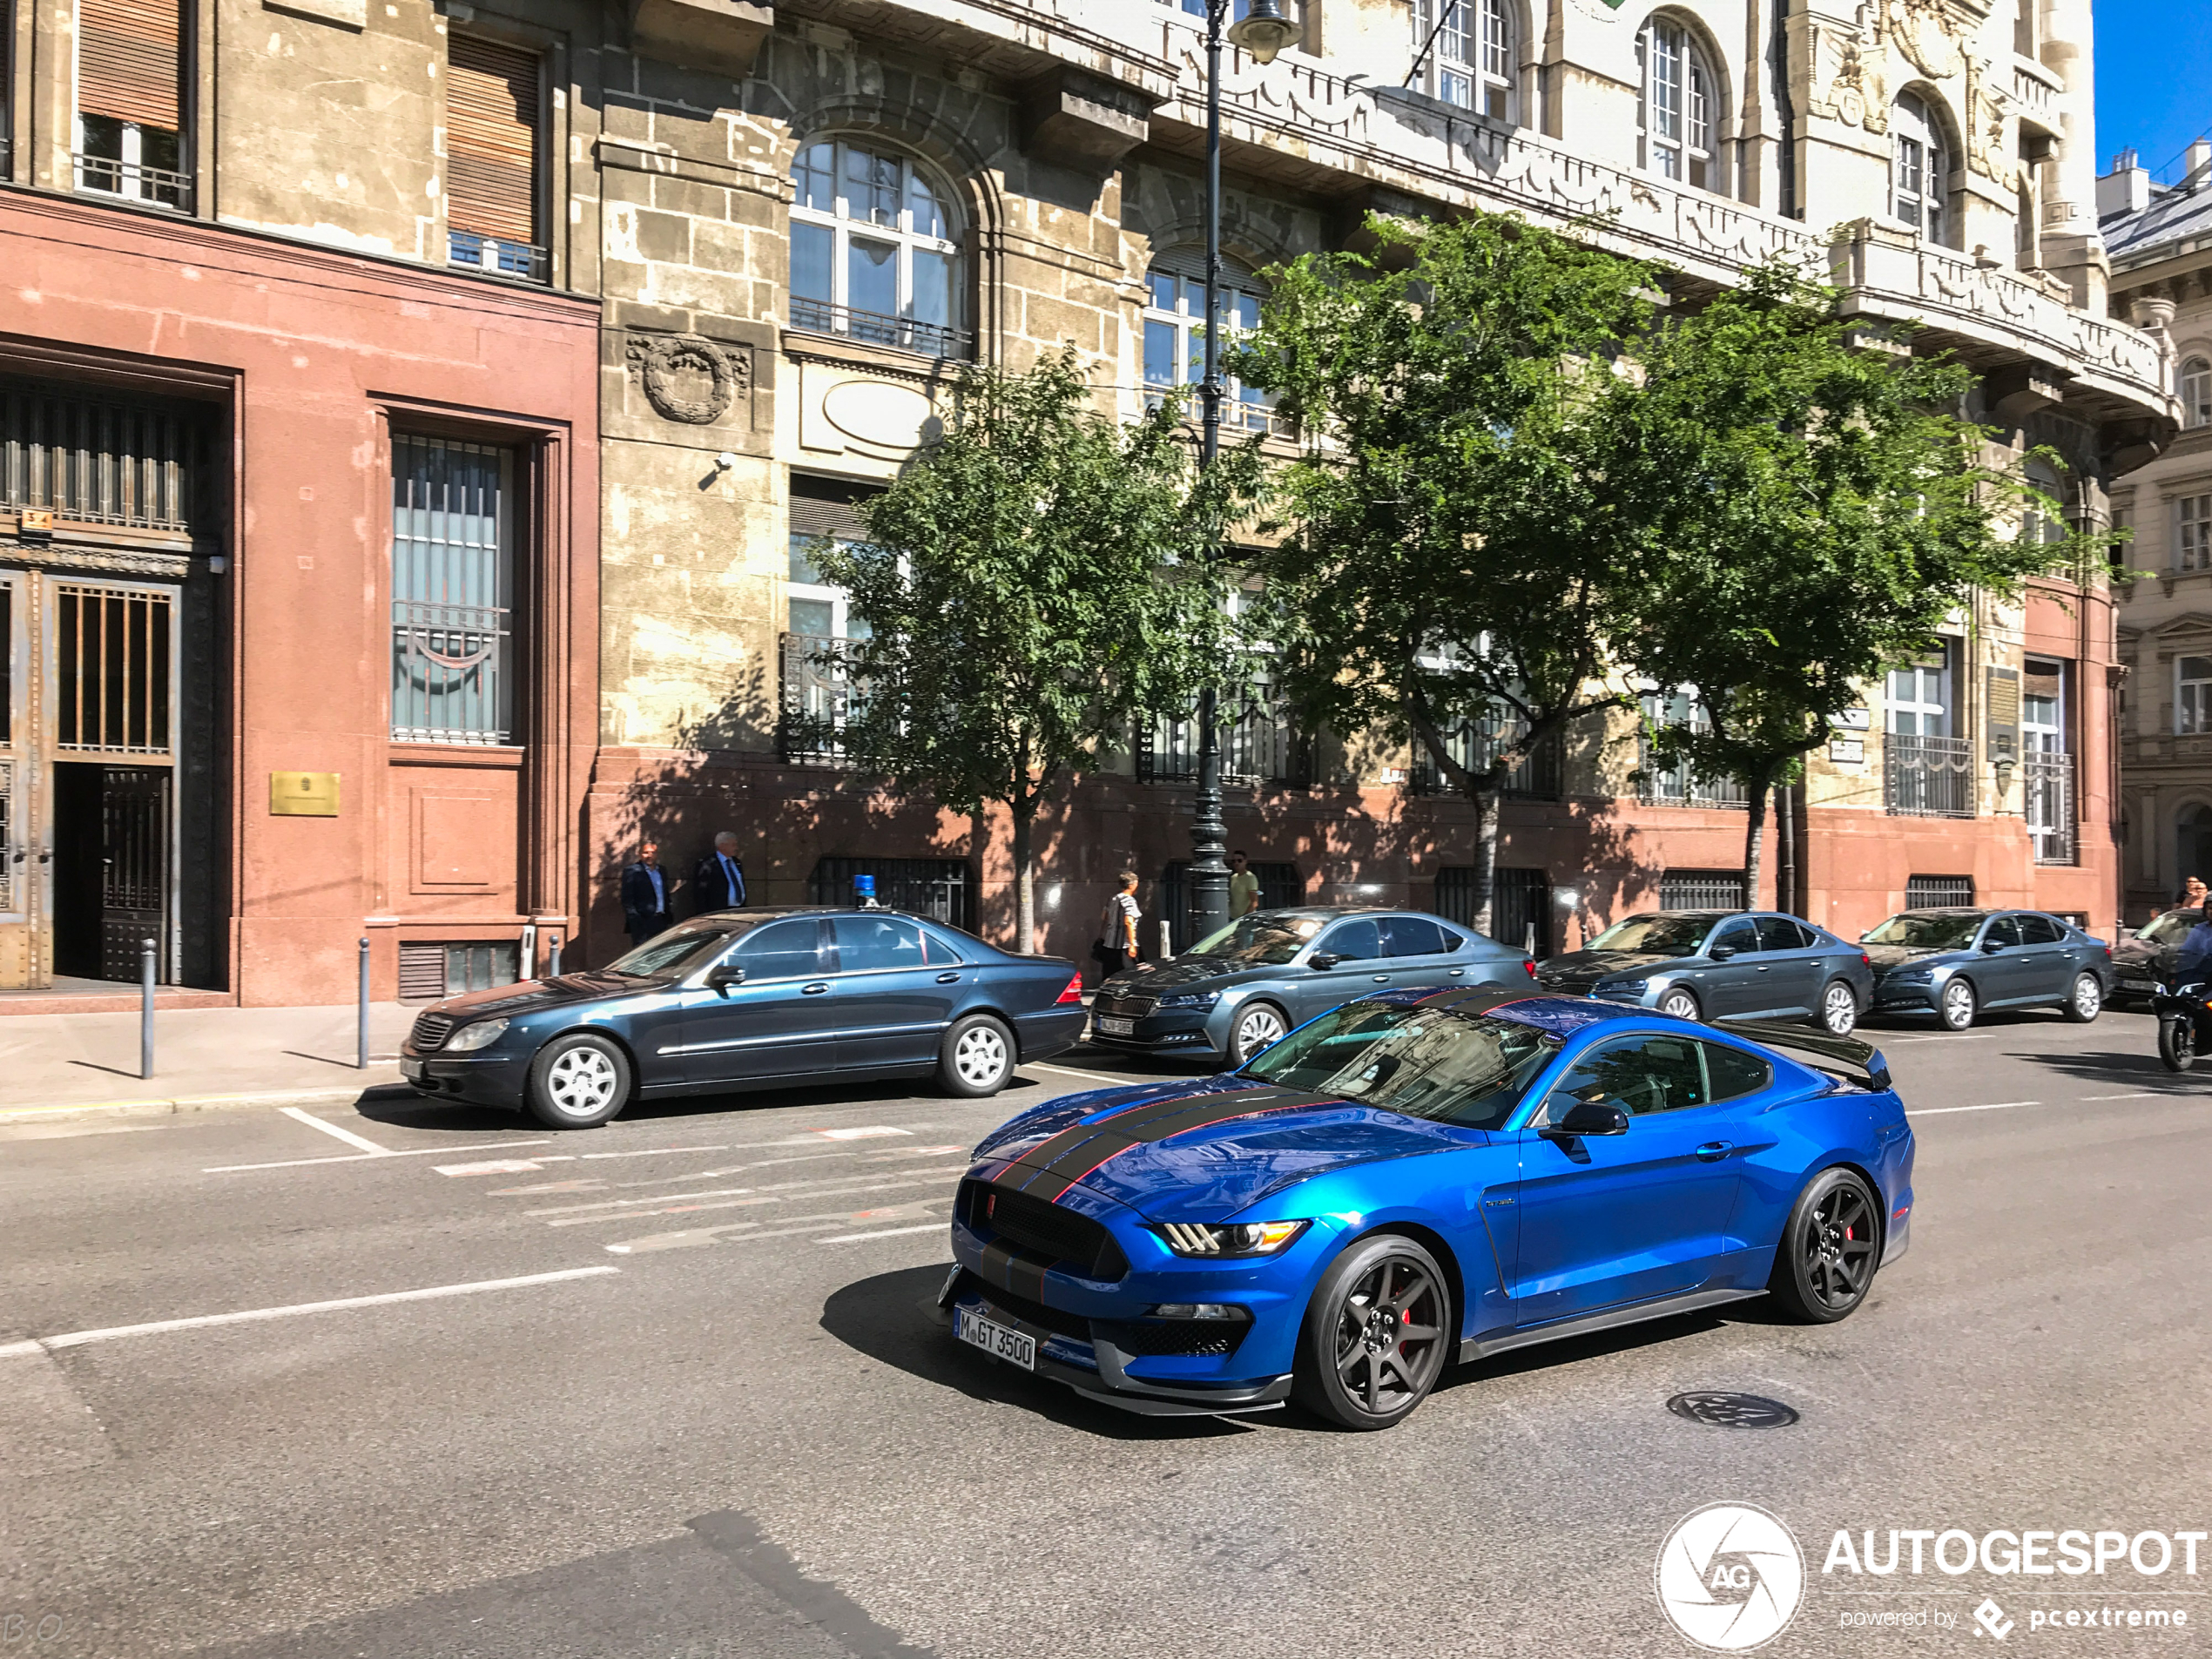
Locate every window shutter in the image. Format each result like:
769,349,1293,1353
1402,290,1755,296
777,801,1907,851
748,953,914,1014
789,475,880,542
445,34,539,245
78,0,184,131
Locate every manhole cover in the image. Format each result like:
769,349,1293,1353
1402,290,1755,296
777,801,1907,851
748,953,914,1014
1667,1391,1800,1429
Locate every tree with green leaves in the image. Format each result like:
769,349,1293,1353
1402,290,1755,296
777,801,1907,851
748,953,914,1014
806,348,1253,953
1236,212,1669,938
1608,264,2096,909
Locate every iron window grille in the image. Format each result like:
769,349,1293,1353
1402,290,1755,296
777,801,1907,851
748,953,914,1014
72,147,192,212
1405,719,1561,799
1,380,205,532
1636,693,1747,807
809,857,974,933
1661,870,1745,911
788,298,972,360
1885,732,1973,818
55,584,172,756
390,436,515,745
2025,752,2077,865
1434,866,1551,956
779,631,864,765
1136,689,1312,789
1159,860,1301,954
1905,874,1974,909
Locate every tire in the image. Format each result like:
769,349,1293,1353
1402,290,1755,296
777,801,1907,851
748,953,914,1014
1658,988,1702,1022
525,1032,632,1130
1291,1234,1452,1431
1938,976,1977,1032
1817,979,1859,1037
2061,972,2102,1024
1227,1001,1291,1069
938,1014,1015,1097
1767,1167,1881,1324
2159,1015,2196,1073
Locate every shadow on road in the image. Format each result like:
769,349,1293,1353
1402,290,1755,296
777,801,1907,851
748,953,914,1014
819,1264,1259,1442
1998,1045,2204,1094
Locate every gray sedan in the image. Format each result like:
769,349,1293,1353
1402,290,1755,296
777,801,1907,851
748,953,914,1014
1534,909,1877,1035
1864,907,2114,1031
1089,907,1535,1068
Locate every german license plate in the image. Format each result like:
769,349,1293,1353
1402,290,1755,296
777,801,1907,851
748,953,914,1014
1096,1015,1134,1036
401,1059,427,1082
2124,979,2157,994
954,1308,1036,1371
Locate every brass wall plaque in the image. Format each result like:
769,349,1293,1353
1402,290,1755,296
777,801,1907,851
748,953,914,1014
270,772,341,816
1986,666,2020,763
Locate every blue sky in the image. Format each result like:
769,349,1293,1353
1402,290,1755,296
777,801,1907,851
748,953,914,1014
2094,0,2212,181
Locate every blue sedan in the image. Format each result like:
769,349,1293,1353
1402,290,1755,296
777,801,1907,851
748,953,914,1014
944,990,1913,1427
400,907,1089,1127
1864,907,2114,1031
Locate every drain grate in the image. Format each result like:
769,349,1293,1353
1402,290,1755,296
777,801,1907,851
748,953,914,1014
1667,1391,1800,1429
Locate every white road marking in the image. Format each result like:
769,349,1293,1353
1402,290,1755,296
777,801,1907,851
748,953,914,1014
1029,1062,1136,1084
1912,1100,2043,1116
434,1159,545,1177
522,1163,970,1220
540,1169,968,1228
0,1266,620,1359
279,1107,390,1155
578,1144,730,1160
204,1138,553,1174
2078,1092,2175,1102
817,1224,946,1244
813,1126,912,1141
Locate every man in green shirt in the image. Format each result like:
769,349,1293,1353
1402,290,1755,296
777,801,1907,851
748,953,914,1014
1228,850,1260,918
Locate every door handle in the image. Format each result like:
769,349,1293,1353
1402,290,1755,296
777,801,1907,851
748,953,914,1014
935,971,961,983
1695,1141,1733,1162
801,982,829,995
1372,974,1391,982
1448,968,1464,976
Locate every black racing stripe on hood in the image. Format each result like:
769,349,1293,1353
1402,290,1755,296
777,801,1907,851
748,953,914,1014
998,1086,1348,1199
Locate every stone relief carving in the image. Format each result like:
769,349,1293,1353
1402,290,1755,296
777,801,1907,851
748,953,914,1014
1964,57,2013,185
1807,23,1888,132
1884,0,1967,83
624,333,752,425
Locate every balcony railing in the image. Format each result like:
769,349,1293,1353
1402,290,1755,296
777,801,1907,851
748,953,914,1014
1636,742,1750,809
779,631,860,765
2026,751,2077,865
1406,726,1562,800
789,298,973,360
448,230,550,285
1137,696,1312,788
73,153,191,212
1885,733,1974,819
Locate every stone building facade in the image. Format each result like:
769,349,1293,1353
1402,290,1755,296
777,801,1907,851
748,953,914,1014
0,0,2177,1002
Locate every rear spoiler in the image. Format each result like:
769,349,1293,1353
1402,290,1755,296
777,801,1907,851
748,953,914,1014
1714,1019,1892,1091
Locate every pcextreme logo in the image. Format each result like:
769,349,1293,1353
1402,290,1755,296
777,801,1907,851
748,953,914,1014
1656,1502,1807,1652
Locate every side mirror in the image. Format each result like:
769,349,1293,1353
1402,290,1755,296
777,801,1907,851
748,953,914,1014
1979,939,2005,954
705,961,746,991
1708,946,1737,961
1540,1100,1631,1142
1306,953,1342,972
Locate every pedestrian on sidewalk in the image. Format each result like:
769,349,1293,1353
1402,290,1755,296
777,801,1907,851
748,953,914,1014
692,831,748,913
1097,872,1142,979
621,840,676,946
1229,851,1260,919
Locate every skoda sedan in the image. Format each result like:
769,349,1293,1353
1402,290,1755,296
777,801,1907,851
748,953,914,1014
1863,907,2113,1031
400,908,1089,1127
1536,910,1875,1035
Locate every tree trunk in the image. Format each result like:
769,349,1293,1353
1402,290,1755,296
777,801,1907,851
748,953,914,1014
1775,778,1797,917
1469,783,1504,938
1743,779,1770,912
1012,799,1035,954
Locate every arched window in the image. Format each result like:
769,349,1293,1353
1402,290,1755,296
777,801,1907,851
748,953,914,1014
2181,357,2211,429
789,139,966,356
2022,456,2067,547
1143,250,1277,435
2178,657,2212,735
1414,0,1514,122
1636,18,1720,192
1892,94,1950,244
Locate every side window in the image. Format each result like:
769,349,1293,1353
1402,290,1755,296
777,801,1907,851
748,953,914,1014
729,919,826,981
1540,1034,1711,1121
1439,928,1465,952
917,921,971,964
832,914,928,972
1379,915,1447,958
1756,916,1809,951
1316,919,1382,961
1982,915,2023,949
2019,914,2065,945
1702,1042,1773,1102
1709,918,1758,954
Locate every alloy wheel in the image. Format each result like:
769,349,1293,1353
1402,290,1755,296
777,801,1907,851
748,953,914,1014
547,1048,618,1116
2072,974,2101,1020
1660,989,1700,1022
954,1023,1008,1089
1327,1255,1447,1417
1234,1005,1286,1064
1940,979,1975,1030
1799,1180,1877,1312
1821,981,1858,1036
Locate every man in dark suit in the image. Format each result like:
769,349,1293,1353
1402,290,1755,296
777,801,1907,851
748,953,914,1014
692,831,747,914
620,840,675,946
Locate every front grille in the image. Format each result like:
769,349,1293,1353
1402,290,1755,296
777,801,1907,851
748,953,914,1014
969,1282,1092,1343
1098,1318,1250,1359
976,1183,1130,1280
1093,991,1157,1018
408,1011,457,1052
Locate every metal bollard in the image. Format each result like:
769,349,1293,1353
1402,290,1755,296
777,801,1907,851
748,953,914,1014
547,933,563,977
140,937,157,1080
357,937,371,1070
1158,920,1172,962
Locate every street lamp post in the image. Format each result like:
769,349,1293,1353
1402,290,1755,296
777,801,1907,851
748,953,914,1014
1190,0,1298,950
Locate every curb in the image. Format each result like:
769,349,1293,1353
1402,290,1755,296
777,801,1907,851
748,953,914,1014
0,1081,415,1126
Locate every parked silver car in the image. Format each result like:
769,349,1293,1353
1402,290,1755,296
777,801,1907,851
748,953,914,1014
1534,908,1877,1035
1088,907,1535,1068
1864,907,2114,1031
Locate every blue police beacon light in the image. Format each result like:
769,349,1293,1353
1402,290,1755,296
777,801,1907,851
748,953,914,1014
853,873,878,907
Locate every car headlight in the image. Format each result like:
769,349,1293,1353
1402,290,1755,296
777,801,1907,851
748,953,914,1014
1888,966,1934,981
1595,979,1649,995
1156,990,1221,1010
1153,1220,1308,1258
443,1017,510,1053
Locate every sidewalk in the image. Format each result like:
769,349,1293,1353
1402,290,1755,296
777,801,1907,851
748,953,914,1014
0,1001,420,1122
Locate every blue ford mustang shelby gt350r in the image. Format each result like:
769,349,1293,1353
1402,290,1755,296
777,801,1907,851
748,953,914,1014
942,989,1914,1429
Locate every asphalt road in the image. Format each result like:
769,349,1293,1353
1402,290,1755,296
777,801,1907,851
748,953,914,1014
2,1008,2208,1659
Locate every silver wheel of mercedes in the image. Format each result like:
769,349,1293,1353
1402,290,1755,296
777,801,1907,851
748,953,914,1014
938,1014,1015,1097
525,1033,632,1129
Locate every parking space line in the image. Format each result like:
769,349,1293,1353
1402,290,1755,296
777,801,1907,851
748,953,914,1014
279,1107,391,1155
817,1223,945,1244
205,1138,554,1174
1029,1062,1142,1084
1912,1100,2042,1116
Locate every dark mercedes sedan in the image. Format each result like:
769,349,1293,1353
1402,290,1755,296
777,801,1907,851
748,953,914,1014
1863,907,2113,1031
2110,907,2198,1003
1535,909,1875,1035
399,908,1089,1128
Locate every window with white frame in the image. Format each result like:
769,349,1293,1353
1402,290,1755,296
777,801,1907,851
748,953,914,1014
1892,94,1950,243
2022,457,2068,547
1143,249,1278,435
2179,494,2212,573
789,140,966,356
2179,656,2212,736
1413,0,1514,121
1886,648,1952,737
2182,357,2211,430
1636,18,1720,192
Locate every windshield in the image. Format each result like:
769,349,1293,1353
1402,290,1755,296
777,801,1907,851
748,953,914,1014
1241,1003,1559,1130
1187,912,1326,968
1864,913,1984,950
1585,914,1715,954
2139,911,2201,945
606,920,751,978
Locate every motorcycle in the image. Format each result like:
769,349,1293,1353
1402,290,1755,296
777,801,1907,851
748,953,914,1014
2154,981,2212,1072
